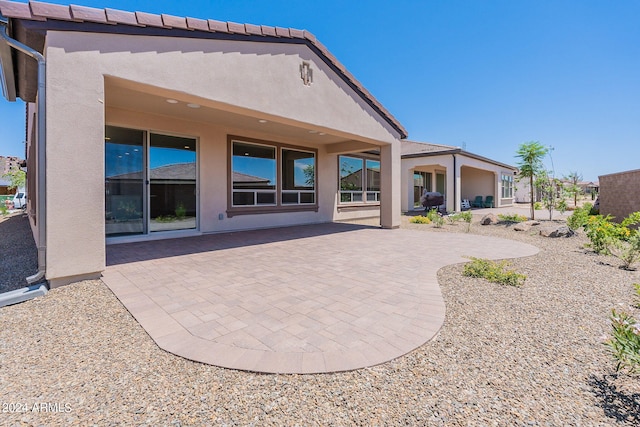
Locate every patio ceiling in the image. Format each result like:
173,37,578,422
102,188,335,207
104,77,381,150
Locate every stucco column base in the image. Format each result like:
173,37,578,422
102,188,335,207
48,271,103,288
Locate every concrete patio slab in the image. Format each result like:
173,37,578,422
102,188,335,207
102,223,538,374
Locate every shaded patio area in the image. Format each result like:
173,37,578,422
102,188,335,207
102,223,538,374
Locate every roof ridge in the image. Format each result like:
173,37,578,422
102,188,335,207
0,0,407,138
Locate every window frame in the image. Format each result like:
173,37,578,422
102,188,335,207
338,154,381,205
501,173,514,199
227,135,318,217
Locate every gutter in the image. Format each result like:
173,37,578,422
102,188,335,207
0,16,48,288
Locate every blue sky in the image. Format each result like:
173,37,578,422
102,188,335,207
1,0,639,181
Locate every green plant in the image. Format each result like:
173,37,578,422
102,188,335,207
608,232,640,270
2,169,26,192
0,204,7,216
563,171,583,207
154,215,177,223
498,213,527,223
556,199,568,215
566,203,593,230
534,202,543,210
605,309,640,374
515,141,548,220
426,209,444,228
458,211,473,232
175,202,186,219
584,214,618,254
409,215,431,224
463,257,526,287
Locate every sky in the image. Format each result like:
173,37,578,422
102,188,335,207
1,0,639,182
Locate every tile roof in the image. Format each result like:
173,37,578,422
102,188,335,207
401,140,458,156
401,140,517,170
0,0,407,138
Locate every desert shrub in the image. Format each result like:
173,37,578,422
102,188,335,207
463,257,526,287
556,199,568,215
534,202,543,210
605,309,640,374
566,203,593,230
0,205,7,216
609,232,640,270
635,283,640,309
497,213,528,223
584,214,619,254
426,209,444,228
447,211,473,232
410,215,431,224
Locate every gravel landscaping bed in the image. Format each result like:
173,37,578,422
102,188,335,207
1,216,639,425
0,212,38,293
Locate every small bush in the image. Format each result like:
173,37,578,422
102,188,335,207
567,203,593,230
609,232,640,270
463,257,526,287
534,202,543,210
556,199,568,215
426,209,444,228
0,205,7,216
605,309,640,374
410,215,431,224
498,213,528,223
447,211,473,231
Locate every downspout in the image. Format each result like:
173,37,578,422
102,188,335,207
0,17,47,285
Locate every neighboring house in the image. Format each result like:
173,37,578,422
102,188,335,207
401,141,517,212
599,169,640,222
0,155,23,175
0,1,406,287
0,178,11,196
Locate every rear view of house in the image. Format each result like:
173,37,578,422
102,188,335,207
0,1,405,286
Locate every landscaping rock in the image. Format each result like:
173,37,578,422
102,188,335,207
514,220,541,231
539,225,574,238
480,213,498,225
513,222,531,231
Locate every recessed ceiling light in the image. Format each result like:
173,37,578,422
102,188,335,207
166,99,178,104
308,130,318,134
184,145,190,149
258,119,268,123
187,103,200,109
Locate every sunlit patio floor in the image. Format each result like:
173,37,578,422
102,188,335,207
102,223,538,374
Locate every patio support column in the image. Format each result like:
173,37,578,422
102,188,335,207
454,155,462,212
380,141,400,229
403,167,414,212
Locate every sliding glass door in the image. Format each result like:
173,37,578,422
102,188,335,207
105,126,197,238
149,133,197,232
105,127,145,237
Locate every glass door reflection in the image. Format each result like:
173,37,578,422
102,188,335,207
149,133,197,232
105,127,145,237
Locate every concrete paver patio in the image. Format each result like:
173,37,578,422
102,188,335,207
102,223,538,374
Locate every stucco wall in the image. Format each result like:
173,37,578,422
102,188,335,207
599,169,640,222
460,166,494,202
42,30,400,284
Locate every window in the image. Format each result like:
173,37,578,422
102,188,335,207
339,155,380,204
230,137,317,211
281,148,315,204
232,142,276,206
501,174,513,198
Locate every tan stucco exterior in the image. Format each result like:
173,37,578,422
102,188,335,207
33,31,402,286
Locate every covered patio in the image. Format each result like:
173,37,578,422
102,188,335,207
102,223,538,374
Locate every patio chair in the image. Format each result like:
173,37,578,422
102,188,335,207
461,199,471,210
483,195,494,208
471,196,484,208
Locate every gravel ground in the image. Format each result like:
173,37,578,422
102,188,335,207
0,212,38,293
1,215,639,425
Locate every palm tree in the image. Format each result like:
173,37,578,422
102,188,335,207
515,141,548,220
